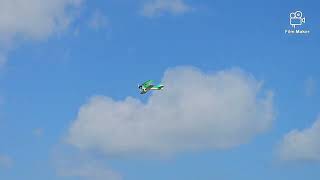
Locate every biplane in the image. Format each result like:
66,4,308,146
138,80,164,94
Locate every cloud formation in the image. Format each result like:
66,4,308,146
0,0,83,64
279,116,320,161
141,0,192,17
67,66,274,155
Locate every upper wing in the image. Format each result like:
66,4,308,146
142,80,154,88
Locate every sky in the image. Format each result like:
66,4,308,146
0,0,319,179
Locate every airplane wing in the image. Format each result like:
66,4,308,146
142,80,154,88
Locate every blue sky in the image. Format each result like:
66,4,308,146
0,0,320,179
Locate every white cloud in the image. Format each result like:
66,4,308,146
54,147,122,180
278,116,320,161
66,66,275,156
0,155,13,169
141,0,192,17
0,0,83,63
305,77,316,97
0,0,82,40
88,10,108,31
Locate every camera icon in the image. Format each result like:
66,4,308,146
290,11,305,28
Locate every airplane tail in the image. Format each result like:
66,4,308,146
151,85,164,90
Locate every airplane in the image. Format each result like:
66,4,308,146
138,80,164,94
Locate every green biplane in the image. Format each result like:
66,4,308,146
138,80,164,94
